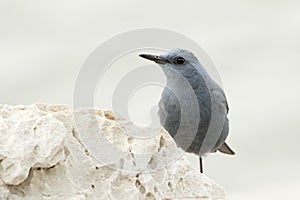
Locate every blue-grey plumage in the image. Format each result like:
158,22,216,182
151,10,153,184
139,49,234,172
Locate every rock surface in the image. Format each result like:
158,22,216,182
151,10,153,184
0,103,225,200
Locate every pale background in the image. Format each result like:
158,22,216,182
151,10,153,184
1,0,300,199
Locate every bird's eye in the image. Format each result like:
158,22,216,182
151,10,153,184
174,57,185,65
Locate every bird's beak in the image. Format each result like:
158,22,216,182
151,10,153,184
139,54,168,64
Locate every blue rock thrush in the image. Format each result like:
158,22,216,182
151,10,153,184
139,49,235,173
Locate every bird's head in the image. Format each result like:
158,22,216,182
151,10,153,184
139,49,205,81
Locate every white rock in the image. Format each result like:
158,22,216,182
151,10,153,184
0,103,225,200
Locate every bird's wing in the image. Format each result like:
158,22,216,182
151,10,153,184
210,87,235,155
210,87,229,114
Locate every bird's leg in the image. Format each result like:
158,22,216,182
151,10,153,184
199,157,203,173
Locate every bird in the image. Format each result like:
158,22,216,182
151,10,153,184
139,49,235,173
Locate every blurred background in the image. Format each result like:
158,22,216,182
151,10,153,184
1,0,300,199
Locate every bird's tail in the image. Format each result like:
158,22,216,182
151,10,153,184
218,142,235,155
